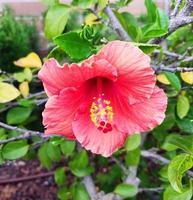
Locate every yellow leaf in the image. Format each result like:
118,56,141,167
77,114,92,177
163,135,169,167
180,72,193,85
14,52,42,68
157,73,170,85
85,13,100,26
0,82,20,103
19,81,29,98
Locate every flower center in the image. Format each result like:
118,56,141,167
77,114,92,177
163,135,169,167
90,94,114,133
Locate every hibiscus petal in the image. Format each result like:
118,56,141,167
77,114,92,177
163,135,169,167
38,58,117,96
96,41,156,104
72,103,128,157
43,87,85,139
112,86,167,133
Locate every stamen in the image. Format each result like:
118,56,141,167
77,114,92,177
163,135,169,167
90,94,114,133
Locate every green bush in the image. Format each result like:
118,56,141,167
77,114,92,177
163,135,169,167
0,7,39,72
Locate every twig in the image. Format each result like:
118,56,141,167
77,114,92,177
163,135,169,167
83,176,98,200
138,187,163,193
171,0,183,17
154,65,193,73
104,5,130,41
0,171,54,184
0,122,46,144
141,150,193,177
152,0,193,44
111,157,128,175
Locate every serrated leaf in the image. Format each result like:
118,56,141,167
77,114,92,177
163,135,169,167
168,153,193,193
19,81,29,98
181,72,193,85
165,72,181,91
14,52,42,68
0,82,20,103
115,183,138,198
2,140,29,160
45,4,70,40
177,95,190,119
54,32,94,61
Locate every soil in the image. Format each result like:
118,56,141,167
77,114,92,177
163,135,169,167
0,160,58,200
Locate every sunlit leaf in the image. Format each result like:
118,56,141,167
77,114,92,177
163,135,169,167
115,183,138,198
177,95,190,119
44,4,70,40
164,185,192,200
19,81,29,98
0,82,20,103
165,72,181,91
14,52,42,68
85,13,100,26
157,73,170,85
181,72,193,85
168,153,193,193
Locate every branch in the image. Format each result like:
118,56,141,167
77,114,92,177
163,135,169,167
154,64,193,73
141,150,193,177
104,5,130,41
0,122,46,144
83,176,98,200
152,0,193,44
171,0,183,17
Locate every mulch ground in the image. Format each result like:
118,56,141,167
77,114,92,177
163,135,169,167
0,160,58,200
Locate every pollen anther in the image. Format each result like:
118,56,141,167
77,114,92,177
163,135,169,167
90,95,114,133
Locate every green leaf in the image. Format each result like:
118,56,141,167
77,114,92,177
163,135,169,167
71,183,90,200
164,185,192,200
167,135,193,155
115,183,138,198
133,42,160,53
24,68,32,82
45,4,70,40
57,187,69,200
69,150,93,177
54,32,94,61
125,134,141,151
42,0,59,6
50,136,64,146
47,142,61,162
60,140,76,156
177,119,193,134
115,11,142,42
161,134,179,151
145,0,157,23
168,153,193,193
38,143,52,169
6,107,32,124
72,0,93,9
125,148,140,166
177,95,190,119
98,0,108,9
165,72,181,91
2,140,29,160
54,167,66,186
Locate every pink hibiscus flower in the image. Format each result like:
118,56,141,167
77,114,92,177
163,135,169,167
38,41,167,157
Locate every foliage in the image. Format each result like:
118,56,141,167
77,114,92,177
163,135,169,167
0,0,193,200
0,7,39,72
